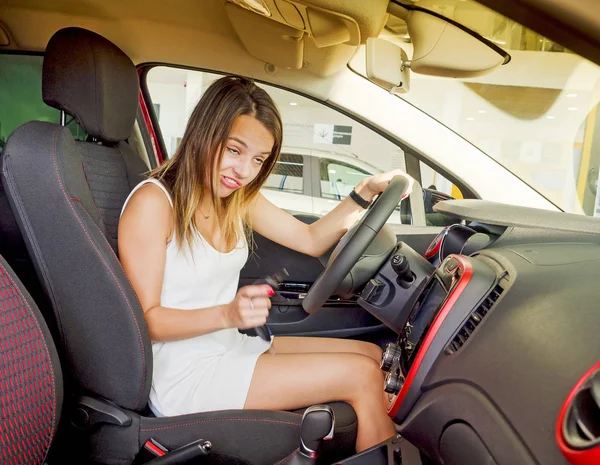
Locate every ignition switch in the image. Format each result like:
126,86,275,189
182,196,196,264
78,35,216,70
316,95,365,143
391,254,414,288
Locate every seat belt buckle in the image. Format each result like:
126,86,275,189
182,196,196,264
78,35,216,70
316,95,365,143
133,439,168,464
133,438,212,464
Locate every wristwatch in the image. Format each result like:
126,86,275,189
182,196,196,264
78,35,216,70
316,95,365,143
349,188,372,209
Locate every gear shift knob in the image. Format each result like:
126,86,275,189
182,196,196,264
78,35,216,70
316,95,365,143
300,405,335,458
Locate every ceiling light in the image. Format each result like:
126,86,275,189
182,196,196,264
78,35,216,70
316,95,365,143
478,110,486,114
547,115,556,119
467,117,475,121
329,170,336,174
568,107,578,111
289,102,298,106
567,93,578,98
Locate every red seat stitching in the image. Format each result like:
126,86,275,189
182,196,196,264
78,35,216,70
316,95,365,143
275,448,300,465
51,128,146,407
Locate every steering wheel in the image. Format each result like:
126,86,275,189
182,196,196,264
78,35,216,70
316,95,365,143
302,175,411,314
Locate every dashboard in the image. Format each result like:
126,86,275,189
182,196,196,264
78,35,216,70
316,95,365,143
353,200,600,465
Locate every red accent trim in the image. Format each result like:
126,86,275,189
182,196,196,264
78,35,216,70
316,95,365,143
137,69,163,165
425,227,448,259
144,440,167,457
388,255,473,418
556,361,600,465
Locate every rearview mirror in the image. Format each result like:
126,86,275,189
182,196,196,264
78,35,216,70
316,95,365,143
351,7,511,91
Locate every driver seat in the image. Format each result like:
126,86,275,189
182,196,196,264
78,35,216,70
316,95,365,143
0,27,357,464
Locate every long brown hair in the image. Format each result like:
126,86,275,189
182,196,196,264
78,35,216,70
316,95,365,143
150,75,282,253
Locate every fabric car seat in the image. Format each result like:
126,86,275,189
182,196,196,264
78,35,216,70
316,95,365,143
0,254,62,465
0,27,357,465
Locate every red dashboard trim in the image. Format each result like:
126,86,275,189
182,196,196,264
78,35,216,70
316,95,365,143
425,227,447,259
556,361,600,465
388,255,474,418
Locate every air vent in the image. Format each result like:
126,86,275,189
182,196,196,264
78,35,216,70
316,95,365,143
564,370,600,449
445,283,504,355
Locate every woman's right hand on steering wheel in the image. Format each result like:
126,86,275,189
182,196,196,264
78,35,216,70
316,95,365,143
222,285,274,330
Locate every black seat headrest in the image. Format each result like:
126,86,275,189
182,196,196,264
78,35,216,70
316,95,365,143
42,27,139,144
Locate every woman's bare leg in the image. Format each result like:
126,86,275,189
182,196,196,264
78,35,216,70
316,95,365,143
272,336,383,363
272,336,389,407
244,352,395,452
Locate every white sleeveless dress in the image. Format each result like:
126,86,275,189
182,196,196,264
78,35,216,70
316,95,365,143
121,179,272,416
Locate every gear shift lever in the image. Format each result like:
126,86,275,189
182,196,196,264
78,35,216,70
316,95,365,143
288,405,335,465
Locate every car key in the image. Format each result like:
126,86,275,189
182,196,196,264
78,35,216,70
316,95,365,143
252,268,289,342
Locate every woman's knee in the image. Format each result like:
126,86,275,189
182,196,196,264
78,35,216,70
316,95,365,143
356,341,383,362
345,354,384,391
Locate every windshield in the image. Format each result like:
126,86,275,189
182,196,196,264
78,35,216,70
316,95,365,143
383,0,600,216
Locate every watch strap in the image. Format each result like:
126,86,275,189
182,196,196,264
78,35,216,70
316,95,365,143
349,188,372,209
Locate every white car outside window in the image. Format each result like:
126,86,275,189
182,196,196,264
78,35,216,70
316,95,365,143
261,147,391,219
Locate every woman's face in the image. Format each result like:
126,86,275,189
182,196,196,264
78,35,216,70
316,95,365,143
216,114,274,197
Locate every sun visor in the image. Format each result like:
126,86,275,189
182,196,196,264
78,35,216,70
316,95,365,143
225,3,304,69
225,0,388,74
365,37,410,94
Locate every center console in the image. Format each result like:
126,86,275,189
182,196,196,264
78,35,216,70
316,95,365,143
380,254,498,423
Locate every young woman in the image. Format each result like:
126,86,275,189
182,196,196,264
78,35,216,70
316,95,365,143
118,75,413,452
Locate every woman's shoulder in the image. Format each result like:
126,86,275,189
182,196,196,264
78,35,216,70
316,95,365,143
135,178,173,204
135,181,172,204
121,180,173,219
119,180,174,242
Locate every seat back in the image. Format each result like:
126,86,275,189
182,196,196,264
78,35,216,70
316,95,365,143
1,27,152,411
0,254,63,464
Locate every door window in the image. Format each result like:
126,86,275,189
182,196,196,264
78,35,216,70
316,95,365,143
320,159,371,200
